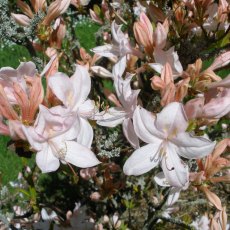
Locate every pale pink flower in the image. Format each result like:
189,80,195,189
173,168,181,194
92,21,141,59
185,88,230,119
149,47,183,77
22,105,100,173
96,58,140,149
191,215,210,230
123,102,216,187
48,65,96,147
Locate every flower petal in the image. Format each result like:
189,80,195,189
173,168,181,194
71,65,91,108
154,172,170,187
17,61,37,78
96,107,126,127
22,126,45,151
123,142,162,176
201,186,223,210
48,72,73,107
113,56,126,79
133,106,164,143
91,44,116,58
78,99,96,119
65,141,100,168
161,142,189,188
122,118,139,149
172,132,216,159
36,146,60,173
153,47,183,77
155,102,188,136
149,63,163,74
166,187,181,206
77,117,93,148
91,66,113,78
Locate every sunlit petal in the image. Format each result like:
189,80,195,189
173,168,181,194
36,146,60,173
65,141,100,168
133,106,163,143
123,142,162,176
161,143,189,188
172,132,216,159
122,118,139,149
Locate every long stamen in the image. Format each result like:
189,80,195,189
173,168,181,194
150,142,164,162
66,161,78,177
49,141,67,160
164,155,174,171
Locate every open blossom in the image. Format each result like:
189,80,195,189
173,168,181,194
48,65,96,147
149,47,183,77
22,105,100,173
92,21,141,59
123,102,216,187
96,58,140,149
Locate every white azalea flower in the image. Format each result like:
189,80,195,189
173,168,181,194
96,57,140,149
48,65,96,147
123,102,216,187
91,21,140,59
149,47,183,78
22,105,100,173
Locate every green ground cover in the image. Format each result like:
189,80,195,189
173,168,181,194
75,17,100,51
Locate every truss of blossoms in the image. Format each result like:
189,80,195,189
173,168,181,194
0,0,230,229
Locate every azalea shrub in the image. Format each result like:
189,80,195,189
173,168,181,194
0,0,230,229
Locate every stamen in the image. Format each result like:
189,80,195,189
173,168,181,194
66,161,78,178
150,142,164,162
164,155,174,171
49,141,67,160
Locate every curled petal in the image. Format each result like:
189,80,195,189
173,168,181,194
208,74,230,89
43,0,71,25
123,143,162,176
153,22,167,49
153,47,183,77
148,63,163,74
